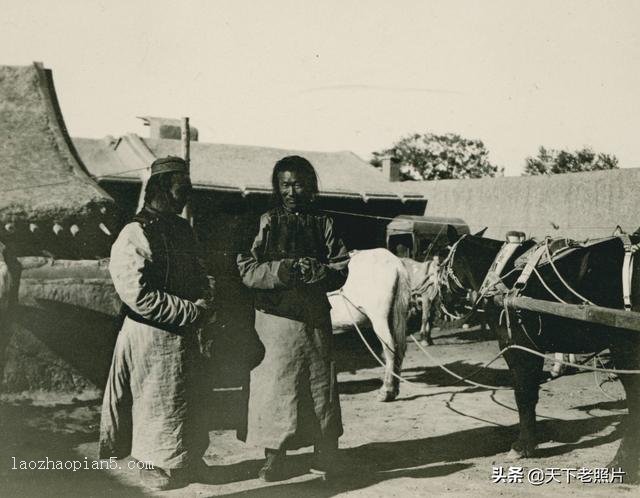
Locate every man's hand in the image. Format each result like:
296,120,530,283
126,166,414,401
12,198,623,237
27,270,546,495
195,297,216,325
296,257,312,279
195,297,212,309
205,275,216,298
296,257,326,284
194,297,215,357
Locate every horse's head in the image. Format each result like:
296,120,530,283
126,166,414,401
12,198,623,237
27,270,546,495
443,225,504,293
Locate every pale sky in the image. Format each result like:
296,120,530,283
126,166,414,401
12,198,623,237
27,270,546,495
2,0,638,175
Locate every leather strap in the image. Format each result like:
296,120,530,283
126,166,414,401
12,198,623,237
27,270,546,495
479,241,522,296
513,244,547,293
619,234,636,311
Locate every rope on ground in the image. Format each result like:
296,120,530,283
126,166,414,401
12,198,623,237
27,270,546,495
502,301,640,376
503,344,640,374
410,335,511,390
339,276,640,401
339,290,511,390
593,356,623,402
339,290,431,391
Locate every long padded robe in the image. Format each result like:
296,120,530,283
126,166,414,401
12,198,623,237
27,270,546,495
237,207,349,450
99,209,211,470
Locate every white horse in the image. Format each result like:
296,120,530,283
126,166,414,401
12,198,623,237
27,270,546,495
328,248,413,401
401,256,441,346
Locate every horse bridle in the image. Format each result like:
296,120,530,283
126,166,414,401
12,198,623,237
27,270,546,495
436,234,478,321
438,234,468,296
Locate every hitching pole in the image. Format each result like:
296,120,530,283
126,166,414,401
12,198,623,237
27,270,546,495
181,117,194,226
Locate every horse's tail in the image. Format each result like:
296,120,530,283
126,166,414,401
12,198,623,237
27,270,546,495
391,260,411,364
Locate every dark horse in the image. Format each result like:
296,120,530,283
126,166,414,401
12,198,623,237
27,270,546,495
443,226,640,482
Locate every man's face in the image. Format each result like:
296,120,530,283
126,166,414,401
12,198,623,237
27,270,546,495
278,171,311,211
167,172,192,213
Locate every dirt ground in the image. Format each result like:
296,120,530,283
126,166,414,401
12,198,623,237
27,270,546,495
1,325,638,497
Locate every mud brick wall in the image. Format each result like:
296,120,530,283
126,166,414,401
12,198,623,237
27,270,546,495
414,167,640,240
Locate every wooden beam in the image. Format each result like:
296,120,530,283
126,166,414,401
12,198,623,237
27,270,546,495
181,117,190,170
181,117,194,226
494,294,640,333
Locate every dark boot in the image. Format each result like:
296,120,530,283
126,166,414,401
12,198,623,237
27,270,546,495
258,448,286,482
139,467,173,491
170,458,212,484
310,439,339,481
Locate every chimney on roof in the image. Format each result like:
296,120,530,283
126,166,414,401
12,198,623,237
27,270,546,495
137,116,199,141
381,156,401,182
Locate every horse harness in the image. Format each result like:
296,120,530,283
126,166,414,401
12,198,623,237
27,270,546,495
483,233,640,312
619,233,639,311
435,235,478,320
439,234,467,296
478,231,527,297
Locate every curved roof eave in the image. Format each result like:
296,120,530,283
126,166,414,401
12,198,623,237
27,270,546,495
0,63,117,226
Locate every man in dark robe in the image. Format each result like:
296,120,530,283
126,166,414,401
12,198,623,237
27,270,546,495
237,155,349,481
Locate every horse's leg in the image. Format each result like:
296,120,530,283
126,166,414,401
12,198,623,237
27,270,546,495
479,307,488,333
502,340,544,458
608,341,640,483
550,353,564,377
378,345,401,402
369,315,399,402
419,294,434,346
551,353,577,377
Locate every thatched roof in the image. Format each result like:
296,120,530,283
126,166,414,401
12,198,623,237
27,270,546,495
74,135,425,203
0,63,118,258
0,63,115,225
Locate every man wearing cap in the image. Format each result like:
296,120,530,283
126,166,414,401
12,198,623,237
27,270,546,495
99,156,215,490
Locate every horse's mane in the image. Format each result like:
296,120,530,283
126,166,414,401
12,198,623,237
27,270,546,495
458,235,503,266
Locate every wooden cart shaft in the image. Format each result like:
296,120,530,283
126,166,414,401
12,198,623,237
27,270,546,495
493,294,640,333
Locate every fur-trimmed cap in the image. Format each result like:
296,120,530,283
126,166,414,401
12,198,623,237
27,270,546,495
150,156,188,177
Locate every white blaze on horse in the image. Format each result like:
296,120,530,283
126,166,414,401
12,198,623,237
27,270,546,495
328,248,417,401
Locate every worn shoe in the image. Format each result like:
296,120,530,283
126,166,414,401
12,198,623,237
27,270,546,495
309,466,332,481
188,459,214,483
310,443,340,482
309,463,341,482
258,450,286,482
170,459,212,484
139,467,172,491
